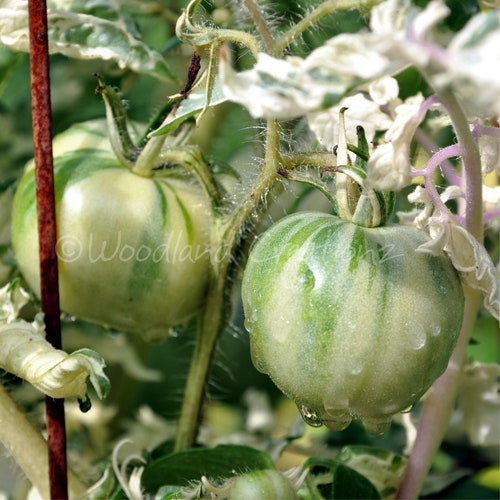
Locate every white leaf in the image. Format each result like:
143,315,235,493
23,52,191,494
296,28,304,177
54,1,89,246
0,282,110,400
307,93,393,151
367,94,425,191
455,362,500,446
0,0,175,80
444,11,500,118
421,220,500,319
0,281,30,324
0,319,109,399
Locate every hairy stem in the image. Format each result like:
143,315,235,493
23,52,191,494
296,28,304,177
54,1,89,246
0,384,87,499
274,0,383,55
28,1,68,498
397,92,484,499
174,120,281,451
241,0,276,55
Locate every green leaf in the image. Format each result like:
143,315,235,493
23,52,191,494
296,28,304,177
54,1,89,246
337,445,406,498
331,464,381,499
0,0,176,81
141,444,275,491
304,457,381,499
149,78,227,137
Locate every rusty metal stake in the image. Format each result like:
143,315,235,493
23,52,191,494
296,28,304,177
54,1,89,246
28,0,68,498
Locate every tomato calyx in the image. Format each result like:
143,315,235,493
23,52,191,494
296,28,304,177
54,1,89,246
322,108,395,228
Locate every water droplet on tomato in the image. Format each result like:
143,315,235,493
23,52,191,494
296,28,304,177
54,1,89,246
362,416,392,435
298,263,315,292
244,317,253,333
400,405,414,414
404,320,427,350
298,405,323,427
349,357,365,375
430,324,441,337
250,342,266,373
322,408,352,431
347,319,356,331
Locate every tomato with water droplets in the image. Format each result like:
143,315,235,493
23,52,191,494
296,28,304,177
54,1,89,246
242,211,464,434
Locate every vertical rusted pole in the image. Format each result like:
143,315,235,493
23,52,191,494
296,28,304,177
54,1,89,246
28,1,68,498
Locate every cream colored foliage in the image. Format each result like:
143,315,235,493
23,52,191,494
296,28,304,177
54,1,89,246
0,282,109,400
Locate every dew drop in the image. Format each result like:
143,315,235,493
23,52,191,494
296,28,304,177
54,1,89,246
322,407,352,432
244,317,253,334
346,319,356,331
400,405,414,414
362,416,392,435
430,324,441,337
405,320,427,350
249,343,267,373
298,263,315,292
349,358,365,375
298,405,323,427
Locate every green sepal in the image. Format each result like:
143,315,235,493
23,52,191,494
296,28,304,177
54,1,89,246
94,74,138,167
155,146,224,216
329,165,394,227
279,168,340,215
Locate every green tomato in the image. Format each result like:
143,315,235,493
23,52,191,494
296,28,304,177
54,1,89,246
11,149,212,342
242,211,464,434
227,470,297,500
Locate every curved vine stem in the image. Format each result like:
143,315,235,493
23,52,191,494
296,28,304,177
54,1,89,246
0,383,87,499
174,120,281,451
397,91,484,499
274,0,383,55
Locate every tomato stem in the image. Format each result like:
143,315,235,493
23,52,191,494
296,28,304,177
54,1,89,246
28,1,68,498
0,384,87,498
274,0,383,56
174,119,281,451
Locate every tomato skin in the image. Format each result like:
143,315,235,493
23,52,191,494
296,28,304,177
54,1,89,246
227,470,297,499
11,149,212,342
242,211,464,433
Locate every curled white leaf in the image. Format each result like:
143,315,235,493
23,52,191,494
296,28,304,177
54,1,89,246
307,93,393,151
367,94,425,191
0,318,110,399
0,281,30,324
422,221,500,319
0,0,175,80
368,76,400,105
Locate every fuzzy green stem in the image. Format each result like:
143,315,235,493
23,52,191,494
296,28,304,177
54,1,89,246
397,92,484,499
274,0,383,55
132,135,168,177
177,0,262,59
241,0,276,55
174,120,281,451
0,383,87,499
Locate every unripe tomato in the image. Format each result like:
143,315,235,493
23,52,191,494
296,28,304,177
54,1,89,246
11,149,212,342
242,211,464,434
227,470,297,500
